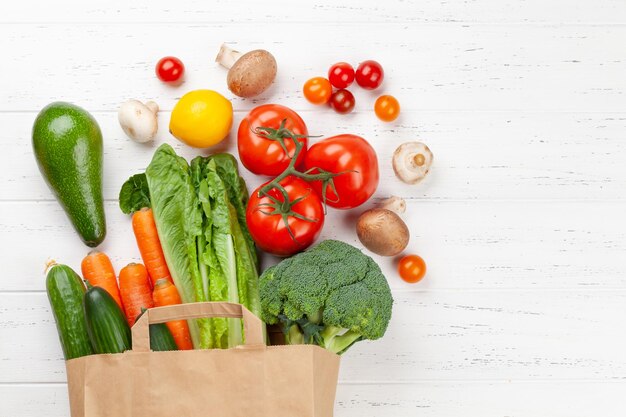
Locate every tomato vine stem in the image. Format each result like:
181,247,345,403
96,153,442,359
254,119,349,207
251,119,352,243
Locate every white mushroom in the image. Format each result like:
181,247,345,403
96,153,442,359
118,100,159,143
216,44,277,98
392,142,433,184
380,196,406,214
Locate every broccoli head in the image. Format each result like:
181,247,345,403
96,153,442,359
259,240,393,354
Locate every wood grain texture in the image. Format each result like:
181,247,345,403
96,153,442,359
3,291,625,383
5,112,626,201
2,200,626,292
2,0,626,415
3,381,626,417
2,24,626,112
4,0,626,23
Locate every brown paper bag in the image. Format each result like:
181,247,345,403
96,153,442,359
65,302,340,417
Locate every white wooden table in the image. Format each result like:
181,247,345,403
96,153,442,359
2,1,626,416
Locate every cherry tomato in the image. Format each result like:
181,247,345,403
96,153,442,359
238,104,308,176
374,95,401,122
328,62,355,89
304,134,379,209
355,60,384,90
398,255,427,283
155,56,185,83
247,176,324,257
329,89,356,114
303,77,332,105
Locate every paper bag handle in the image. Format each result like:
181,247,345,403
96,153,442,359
131,302,265,352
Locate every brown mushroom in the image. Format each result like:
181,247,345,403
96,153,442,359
392,142,433,184
356,208,410,256
215,44,277,98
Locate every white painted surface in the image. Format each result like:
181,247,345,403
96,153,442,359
1,1,625,416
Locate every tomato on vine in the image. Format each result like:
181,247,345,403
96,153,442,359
247,176,324,257
328,62,355,89
355,60,384,90
303,77,332,105
304,134,379,209
155,56,185,84
398,255,427,283
238,105,309,176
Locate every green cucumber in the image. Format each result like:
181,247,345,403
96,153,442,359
83,285,131,354
46,263,93,360
136,309,179,352
150,322,178,352
32,102,106,247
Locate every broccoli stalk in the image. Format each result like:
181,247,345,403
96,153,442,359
320,326,363,354
282,319,364,354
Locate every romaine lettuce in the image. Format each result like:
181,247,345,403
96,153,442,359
123,144,263,350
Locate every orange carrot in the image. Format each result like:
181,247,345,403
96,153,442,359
152,279,193,350
81,251,124,312
132,208,173,287
119,263,154,327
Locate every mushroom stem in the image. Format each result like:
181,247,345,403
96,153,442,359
393,142,433,184
216,44,242,69
380,196,406,215
145,101,159,114
413,153,426,167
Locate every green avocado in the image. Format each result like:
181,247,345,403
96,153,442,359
32,102,106,247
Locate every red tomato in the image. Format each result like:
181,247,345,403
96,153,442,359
355,60,384,90
328,62,355,89
374,95,400,122
329,89,356,114
398,255,427,283
238,104,308,176
155,56,185,83
303,77,332,105
247,176,325,257
303,135,379,209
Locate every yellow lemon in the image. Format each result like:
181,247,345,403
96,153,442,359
169,90,233,148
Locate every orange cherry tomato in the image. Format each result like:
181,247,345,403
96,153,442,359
303,77,332,105
398,254,426,283
374,95,401,122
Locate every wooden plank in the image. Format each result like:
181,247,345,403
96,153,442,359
2,381,625,417
4,111,626,202
2,200,625,292
2,290,625,383
4,0,626,24
1,24,625,112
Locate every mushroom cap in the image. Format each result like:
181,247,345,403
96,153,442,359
118,100,158,143
392,142,433,184
227,49,277,98
356,208,410,257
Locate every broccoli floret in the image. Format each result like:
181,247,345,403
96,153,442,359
259,240,393,354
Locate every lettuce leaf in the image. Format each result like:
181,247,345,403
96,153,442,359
209,154,258,268
145,144,202,347
205,162,242,347
208,155,262,322
118,173,150,214
134,145,263,350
